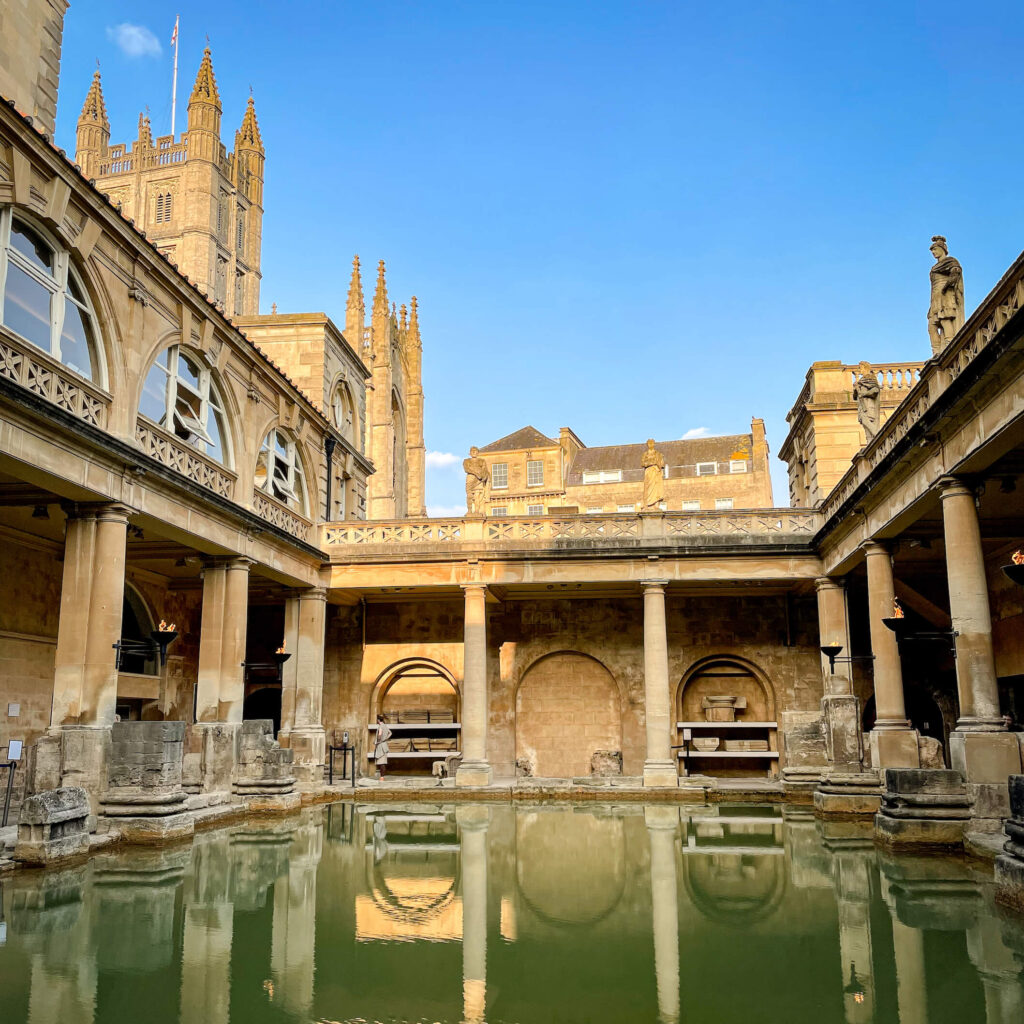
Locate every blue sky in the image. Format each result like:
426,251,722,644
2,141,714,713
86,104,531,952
55,2,1024,513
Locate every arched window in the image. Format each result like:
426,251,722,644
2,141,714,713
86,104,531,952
0,208,99,381
139,344,228,464
332,380,356,442
255,428,306,512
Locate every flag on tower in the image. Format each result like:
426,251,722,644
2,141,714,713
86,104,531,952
171,16,178,47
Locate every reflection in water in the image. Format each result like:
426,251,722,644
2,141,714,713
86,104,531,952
1,802,1023,1022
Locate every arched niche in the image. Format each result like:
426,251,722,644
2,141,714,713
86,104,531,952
515,651,623,778
677,656,777,724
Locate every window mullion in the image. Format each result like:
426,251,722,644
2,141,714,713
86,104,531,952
50,252,67,359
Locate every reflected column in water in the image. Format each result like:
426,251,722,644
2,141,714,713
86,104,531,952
181,833,235,1024
891,918,927,1024
459,805,490,1024
646,805,680,1024
271,811,323,1016
967,917,1024,1024
829,842,876,1024
9,868,98,1024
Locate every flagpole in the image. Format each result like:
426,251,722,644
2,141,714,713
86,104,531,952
170,16,180,137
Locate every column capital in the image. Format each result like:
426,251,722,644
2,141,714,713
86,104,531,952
62,500,136,523
860,540,890,558
285,586,328,603
938,476,975,501
460,582,487,594
815,576,846,593
226,556,256,570
640,579,670,591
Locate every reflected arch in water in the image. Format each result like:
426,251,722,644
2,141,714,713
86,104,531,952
515,808,627,927
681,850,787,927
515,651,624,778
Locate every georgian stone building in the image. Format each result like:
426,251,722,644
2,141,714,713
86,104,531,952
472,417,773,517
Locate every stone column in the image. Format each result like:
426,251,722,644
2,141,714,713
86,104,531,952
831,845,876,1024
457,584,492,787
940,480,1022,822
967,916,1024,1024
863,542,919,768
459,805,490,1024
279,587,328,784
196,557,252,724
642,580,677,788
646,806,680,1024
46,503,131,799
190,557,252,799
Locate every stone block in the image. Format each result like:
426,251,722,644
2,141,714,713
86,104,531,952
590,749,623,776
874,768,970,850
994,775,1024,913
870,728,920,769
821,694,862,769
233,720,297,798
949,730,1022,785
814,770,882,819
15,786,90,865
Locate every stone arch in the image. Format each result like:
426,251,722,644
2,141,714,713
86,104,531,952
119,581,158,676
515,651,623,778
369,657,461,723
676,654,777,724
681,849,787,926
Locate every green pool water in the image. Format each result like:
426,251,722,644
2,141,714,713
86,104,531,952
1,802,1023,1023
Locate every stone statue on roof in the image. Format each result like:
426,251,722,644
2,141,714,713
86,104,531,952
640,439,665,510
853,361,881,443
928,235,964,355
464,447,489,517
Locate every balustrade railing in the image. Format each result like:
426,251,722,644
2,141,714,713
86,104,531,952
323,509,822,552
0,331,109,429
844,362,923,391
135,418,236,499
252,489,313,543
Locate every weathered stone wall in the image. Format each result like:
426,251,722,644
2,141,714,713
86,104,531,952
322,593,823,779
0,0,67,134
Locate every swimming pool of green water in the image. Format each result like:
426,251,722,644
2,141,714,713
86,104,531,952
1,802,1022,1023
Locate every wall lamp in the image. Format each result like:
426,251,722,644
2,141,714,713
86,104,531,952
242,642,292,684
819,643,874,675
1002,549,1024,587
113,621,179,669
882,600,958,656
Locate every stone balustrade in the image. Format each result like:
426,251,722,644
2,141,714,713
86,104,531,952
322,508,822,559
0,331,109,429
252,489,313,543
844,362,923,392
136,418,237,499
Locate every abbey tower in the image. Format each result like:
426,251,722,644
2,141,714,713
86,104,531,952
74,49,264,318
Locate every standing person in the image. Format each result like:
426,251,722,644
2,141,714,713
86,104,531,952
374,714,393,781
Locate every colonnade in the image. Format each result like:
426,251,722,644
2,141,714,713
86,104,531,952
43,502,328,797
815,476,1022,793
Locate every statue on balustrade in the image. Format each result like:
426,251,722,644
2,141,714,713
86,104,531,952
928,235,964,355
464,447,489,516
641,439,665,510
853,361,881,442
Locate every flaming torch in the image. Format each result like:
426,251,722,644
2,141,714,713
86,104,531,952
882,597,912,638
272,639,291,682
1003,549,1024,587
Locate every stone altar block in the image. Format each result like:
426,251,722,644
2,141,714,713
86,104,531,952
233,719,300,812
15,786,91,865
874,768,970,849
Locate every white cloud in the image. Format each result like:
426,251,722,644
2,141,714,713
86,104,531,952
425,450,461,469
427,503,466,518
681,427,711,440
107,24,162,58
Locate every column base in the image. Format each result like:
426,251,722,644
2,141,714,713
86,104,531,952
184,722,239,795
643,761,679,788
781,766,824,803
456,760,493,788
950,730,1023,831
995,776,1024,912
814,771,882,819
874,768,970,850
280,725,327,786
869,727,920,769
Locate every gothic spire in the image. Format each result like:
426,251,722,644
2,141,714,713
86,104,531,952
408,296,421,347
347,255,363,309
190,47,221,108
372,260,389,317
137,111,152,148
399,303,408,333
78,70,108,127
235,95,263,152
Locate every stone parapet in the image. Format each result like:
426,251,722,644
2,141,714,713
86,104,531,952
874,768,971,849
14,785,90,865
